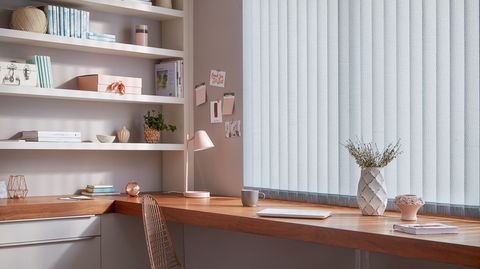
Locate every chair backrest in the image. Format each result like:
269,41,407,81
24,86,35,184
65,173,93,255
142,195,184,269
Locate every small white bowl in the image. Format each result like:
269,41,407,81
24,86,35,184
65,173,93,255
96,135,116,143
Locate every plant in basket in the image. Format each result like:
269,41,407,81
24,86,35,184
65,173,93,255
143,110,176,143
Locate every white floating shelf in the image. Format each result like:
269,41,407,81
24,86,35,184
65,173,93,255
38,0,184,21
0,86,184,105
0,141,185,151
0,28,184,59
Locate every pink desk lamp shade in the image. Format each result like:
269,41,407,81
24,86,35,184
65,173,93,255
184,130,214,198
193,130,214,152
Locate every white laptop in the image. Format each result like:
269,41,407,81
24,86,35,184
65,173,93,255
256,208,332,219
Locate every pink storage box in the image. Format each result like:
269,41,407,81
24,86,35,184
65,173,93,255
77,74,142,95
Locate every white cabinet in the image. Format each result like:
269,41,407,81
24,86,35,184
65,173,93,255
0,215,101,269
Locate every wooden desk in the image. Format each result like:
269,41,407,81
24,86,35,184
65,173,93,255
1,194,479,268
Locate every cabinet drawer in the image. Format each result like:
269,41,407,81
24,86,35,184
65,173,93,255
0,236,101,269
0,215,100,245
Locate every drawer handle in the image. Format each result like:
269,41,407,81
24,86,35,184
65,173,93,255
0,215,96,223
0,236,98,248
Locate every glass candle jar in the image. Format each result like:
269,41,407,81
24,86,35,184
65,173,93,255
135,24,148,46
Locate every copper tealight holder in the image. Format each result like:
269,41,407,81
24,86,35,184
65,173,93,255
7,175,28,199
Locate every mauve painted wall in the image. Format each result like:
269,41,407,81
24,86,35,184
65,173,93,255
189,1,474,269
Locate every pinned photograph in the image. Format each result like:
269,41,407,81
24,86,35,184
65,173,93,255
225,120,241,138
195,83,206,106
210,100,223,123
209,69,226,88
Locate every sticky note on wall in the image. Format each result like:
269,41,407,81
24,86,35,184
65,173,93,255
195,83,206,106
223,93,235,115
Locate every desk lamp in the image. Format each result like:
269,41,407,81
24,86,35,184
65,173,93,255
184,130,214,198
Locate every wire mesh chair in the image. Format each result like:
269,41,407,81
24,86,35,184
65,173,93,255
142,195,184,269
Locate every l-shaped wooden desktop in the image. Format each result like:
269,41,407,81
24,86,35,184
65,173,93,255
0,194,479,268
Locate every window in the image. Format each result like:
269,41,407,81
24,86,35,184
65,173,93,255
243,0,479,217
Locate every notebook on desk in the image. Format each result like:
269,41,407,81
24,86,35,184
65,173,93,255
256,208,332,219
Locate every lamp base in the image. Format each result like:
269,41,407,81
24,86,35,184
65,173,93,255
183,191,210,198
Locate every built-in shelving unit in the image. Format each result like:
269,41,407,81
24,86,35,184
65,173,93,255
38,0,184,20
0,86,185,105
0,141,184,151
0,0,191,194
0,28,183,59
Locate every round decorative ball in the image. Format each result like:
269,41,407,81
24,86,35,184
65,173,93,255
395,194,425,221
10,6,48,34
125,181,140,197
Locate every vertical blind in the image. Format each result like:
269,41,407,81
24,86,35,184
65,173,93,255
243,0,480,206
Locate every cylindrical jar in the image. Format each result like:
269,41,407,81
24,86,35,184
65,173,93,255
135,24,148,46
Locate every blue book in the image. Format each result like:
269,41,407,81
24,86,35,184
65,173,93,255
45,56,53,88
55,6,60,35
64,8,70,37
80,10,85,38
43,6,53,34
52,6,57,35
86,11,90,36
60,7,64,36
70,8,74,37
76,9,81,38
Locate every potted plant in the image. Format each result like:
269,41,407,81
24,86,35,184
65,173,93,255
143,110,176,143
344,139,401,216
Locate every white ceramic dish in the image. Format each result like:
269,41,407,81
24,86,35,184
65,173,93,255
96,135,116,143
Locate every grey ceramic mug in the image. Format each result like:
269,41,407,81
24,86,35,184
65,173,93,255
241,189,265,207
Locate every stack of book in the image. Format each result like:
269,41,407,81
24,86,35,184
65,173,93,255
43,5,90,38
122,0,153,5
155,60,184,98
82,185,120,196
26,55,53,88
393,223,458,235
21,131,81,143
86,32,116,42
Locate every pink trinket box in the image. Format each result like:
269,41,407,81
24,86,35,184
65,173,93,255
77,74,142,95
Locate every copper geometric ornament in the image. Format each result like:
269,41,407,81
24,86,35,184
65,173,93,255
7,175,28,199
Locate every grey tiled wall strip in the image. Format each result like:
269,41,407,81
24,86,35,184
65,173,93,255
249,188,480,219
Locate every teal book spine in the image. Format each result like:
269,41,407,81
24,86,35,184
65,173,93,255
76,9,81,38
64,8,70,38
70,8,74,37
45,56,53,88
55,6,60,35
59,7,64,36
40,56,47,88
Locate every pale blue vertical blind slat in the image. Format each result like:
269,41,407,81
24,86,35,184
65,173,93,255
409,0,423,197
464,0,479,206
396,0,410,195
436,0,451,204
269,0,280,190
317,0,329,194
287,0,298,191
449,0,465,205
327,0,340,194
349,0,361,195
338,0,350,196
306,0,318,192
278,0,289,191
422,0,437,202
260,0,270,189
243,0,480,207
297,0,308,192
384,0,398,196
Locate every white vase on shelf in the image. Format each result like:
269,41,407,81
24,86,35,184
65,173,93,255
357,167,387,216
117,126,130,143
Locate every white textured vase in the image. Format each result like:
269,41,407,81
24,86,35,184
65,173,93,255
117,126,130,143
357,167,387,216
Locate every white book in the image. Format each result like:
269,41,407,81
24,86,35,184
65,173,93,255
30,137,82,142
22,131,82,138
393,223,458,235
